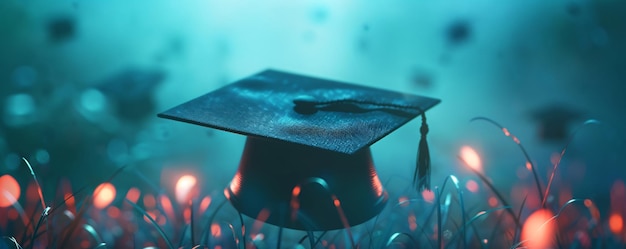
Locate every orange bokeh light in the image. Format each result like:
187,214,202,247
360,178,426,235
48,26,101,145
93,182,116,209
522,209,555,249
0,175,20,208
408,213,417,231
488,196,498,207
609,214,623,235
175,175,197,204
460,146,482,172
422,189,435,203
291,186,301,197
107,206,121,219
211,223,222,237
199,196,212,214
465,180,479,193
143,194,156,209
125,187,141,203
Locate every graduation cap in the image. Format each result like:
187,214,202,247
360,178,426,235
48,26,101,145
158,69,440,230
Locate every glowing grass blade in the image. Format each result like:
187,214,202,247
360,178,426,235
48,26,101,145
200,199,228,245
513,195,527,245
470,117,544,204
542,119,600,207
437,175,467,249
93,242,107,249
238,211,246,249
83,224,103,245
21,158,46,210
4,191,30,227
3,236,24,249
28,206,50,249
58,166,127,248
459,155,522,231
385,232,418,248
124,199,175,249
445,206,512,247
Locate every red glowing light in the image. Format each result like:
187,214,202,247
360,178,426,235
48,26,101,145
611,180,626,214
157,214,167,226
26,182,39,203
408,213,417,231
93,182,116,209
513,136,520,144
333,199,341,207
211,223,221,237
292,186,301,196
8,208,19,220
107,206,120,219
522,209,555,249
125,187,140,203
465,180,479,193
159,194,175,220
257,208,270,223
488,196,498,207
175,175,197,204
143,210,159,223
199,196,212,214
460,146,482,172
502,128,510,136
609,214,623,235
422,190,435,203
0,175,20,208
183,207,191,223
64,193,75,211
584,199,593,207
80,239,90,248
525,162,532,171
143,194,156,209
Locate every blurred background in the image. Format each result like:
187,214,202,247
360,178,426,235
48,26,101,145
1,0,625,218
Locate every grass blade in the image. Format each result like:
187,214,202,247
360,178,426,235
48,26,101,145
124,199,175,249
21,158,46,211
385,232,418,248
458,156,522,231
470,117,544,204
2,237,24,249
541,119,599,207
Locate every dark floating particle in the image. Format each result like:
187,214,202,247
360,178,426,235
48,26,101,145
531,104,583,142
96,68,166,122
445,19,471,46
566,3,581,16
410,69,434,89
310,5,329,23
47,15,76,43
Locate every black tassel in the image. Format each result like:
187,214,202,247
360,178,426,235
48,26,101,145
414,113,431,191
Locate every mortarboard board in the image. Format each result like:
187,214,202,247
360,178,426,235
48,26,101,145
158,69,440,230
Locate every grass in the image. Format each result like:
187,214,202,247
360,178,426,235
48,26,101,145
1,119,625,248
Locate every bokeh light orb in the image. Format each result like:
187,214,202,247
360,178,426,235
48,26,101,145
0,174,21,207
175,175,197,204
5,93,35,116
93,182,116,209
522,209,555,249
460,145,482,171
